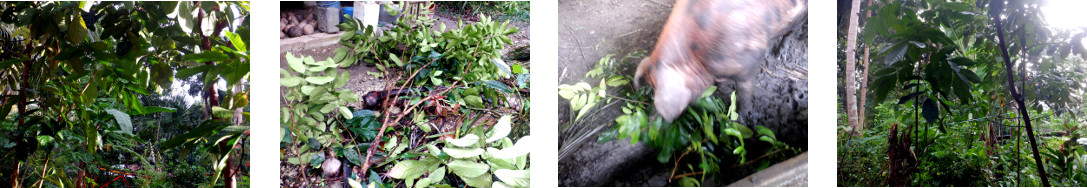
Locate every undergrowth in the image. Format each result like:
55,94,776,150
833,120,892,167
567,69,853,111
559,53,801,186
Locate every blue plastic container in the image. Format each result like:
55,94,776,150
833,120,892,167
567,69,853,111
316,1,339,8
342,7,354,23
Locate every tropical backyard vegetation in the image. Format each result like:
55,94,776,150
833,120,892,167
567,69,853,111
839,0,1087,186
279,2,530,187
0,1,250,187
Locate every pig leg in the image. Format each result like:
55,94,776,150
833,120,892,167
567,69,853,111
734,78,756,125
715,79,736,111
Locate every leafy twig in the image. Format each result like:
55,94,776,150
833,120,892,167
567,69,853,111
606,93,648,106
669,171,704,181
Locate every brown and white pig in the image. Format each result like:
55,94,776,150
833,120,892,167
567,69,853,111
635,0,806,122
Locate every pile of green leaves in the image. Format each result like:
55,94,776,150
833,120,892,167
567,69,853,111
282,2,530,187
560,53,800,186
384,115,530,188
280,52,358,168
335,1,522,84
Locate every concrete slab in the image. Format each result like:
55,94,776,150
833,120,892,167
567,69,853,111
279,32,342,53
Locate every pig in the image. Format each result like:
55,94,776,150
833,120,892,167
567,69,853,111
635,0,806,122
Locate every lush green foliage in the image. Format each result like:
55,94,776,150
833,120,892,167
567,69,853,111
336,1,521,84
839,0,1087,186
560,53,800,186
282,2,528,187
434,1,530,21
0,1,249,187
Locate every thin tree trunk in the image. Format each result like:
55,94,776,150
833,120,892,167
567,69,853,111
11,59,32,187
859,46,869,131
195,3,235,187
845,0,862,136
991,0,1050,186
858,0,872,132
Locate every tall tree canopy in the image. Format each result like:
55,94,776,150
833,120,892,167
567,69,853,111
0,1,249,187
839,0,1087,186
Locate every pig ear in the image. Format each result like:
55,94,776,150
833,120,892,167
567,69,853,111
652,66,694,122
635,58,651,88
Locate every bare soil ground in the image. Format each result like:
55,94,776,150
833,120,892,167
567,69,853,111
557,0,808,186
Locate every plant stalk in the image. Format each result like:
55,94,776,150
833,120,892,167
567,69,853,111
991,0,1050,186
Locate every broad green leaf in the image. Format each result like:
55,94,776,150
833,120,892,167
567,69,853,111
458,173,492,188
333,47,349,62
558,88,576,100
176,65,212,79
340,31,355,42
385,136,398,150
427,167,446,185
387,160,427,179
427,144,441,157
491,135,531,159
183,51,231,63
286,52,307,73
281,77,302,87
80,1,95,12
755,126,776,140
446,134,479,147
85,124,98,153
491,58,512,78
334,70,351,88
486,147,517,170
575,82,592,91
447,159,489,177
67,14,88,45
483,80,513,94
464,95,484,108
178,2,195,33
413,178,428,188
389,53,404,67
494,169,530,187
82,80,98,104
162,2,179,16
150,62,174,89
413,112,432,133
443,147,484,159
105,109,133,135
305,76,336,84
212,106,233,118
338,106,353,119
348,176,363,188
486,116,512,143
225,31,248,54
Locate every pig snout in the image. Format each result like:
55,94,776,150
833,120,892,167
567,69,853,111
637,0,806,122
636,58,713,122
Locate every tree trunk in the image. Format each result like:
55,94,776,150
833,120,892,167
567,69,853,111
859,46,869,132
195,3,235,187
990,0,1050,186
844,0,862,136
858,0,872,133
